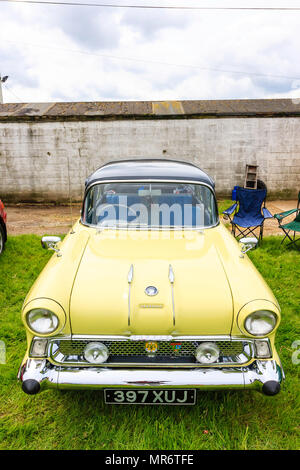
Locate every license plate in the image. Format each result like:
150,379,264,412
104,389,196,405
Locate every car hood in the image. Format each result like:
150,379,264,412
70,228,234,335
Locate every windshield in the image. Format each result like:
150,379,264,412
82,182,218,229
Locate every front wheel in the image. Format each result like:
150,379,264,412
0,224,5,254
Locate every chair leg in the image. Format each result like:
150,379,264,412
284,230,294,244
260,223,264,240
231,225,261,243
280,228,291,245
235,227,248,239
286,237,300,250
242,226,260,242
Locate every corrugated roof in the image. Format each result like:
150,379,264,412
1,99,300,121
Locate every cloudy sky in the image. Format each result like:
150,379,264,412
1,0,300,103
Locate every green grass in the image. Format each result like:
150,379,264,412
0,235,299,450
217,199,232,215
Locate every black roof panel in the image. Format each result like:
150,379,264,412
85,159,215,189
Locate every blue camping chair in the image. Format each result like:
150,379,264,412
223,187,273,241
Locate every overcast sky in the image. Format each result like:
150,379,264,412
1,0,300,103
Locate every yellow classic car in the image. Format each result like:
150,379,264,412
18,159,284,404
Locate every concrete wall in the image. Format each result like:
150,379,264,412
0,117,299,202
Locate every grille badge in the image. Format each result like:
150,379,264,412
145,286,158,296
145,341,158,354
171,342,182,353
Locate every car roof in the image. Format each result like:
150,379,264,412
85,159,215,190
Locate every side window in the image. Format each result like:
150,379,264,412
84,188,95,224
84,186,105,224
195,186,217,226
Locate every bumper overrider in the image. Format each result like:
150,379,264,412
19,358,284,396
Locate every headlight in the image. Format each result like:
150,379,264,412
195,342,220,364
26,308,59,334
244,310,277,336
84,342,109,364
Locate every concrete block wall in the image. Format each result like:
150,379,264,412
0,117,300,202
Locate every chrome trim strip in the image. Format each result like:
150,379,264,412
168,264,176,326
91,225,218,232
84,179,216,196
20,358,284,394
130,335,173,341
127,264,134,283
53,334,239,341
127,264,134,326
72,335,135,341
48,359,255,369
168,264,175,284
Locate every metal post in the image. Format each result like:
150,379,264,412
0,75,9,104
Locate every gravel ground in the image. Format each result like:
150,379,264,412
4,200,298,236
5,204,81,236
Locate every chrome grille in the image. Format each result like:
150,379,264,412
50,338,252,366
57,340,244,357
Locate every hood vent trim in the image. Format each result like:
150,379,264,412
169,264,176,326
127,264,134,326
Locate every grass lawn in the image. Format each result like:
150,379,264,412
0,234,299,450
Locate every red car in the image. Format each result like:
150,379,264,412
0,199,7,254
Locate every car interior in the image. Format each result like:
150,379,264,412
83,182,217,228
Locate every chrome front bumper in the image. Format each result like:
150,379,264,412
19,358,284,396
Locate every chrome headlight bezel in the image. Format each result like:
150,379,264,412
23,298,66,337
237,300,280,338
244,310,277,337
26,308,59,335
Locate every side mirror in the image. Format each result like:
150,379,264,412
239,237,258,255
41,236,62,256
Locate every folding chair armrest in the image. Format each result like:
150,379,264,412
274,208,298,221
262,207,273,219
223,203,237,216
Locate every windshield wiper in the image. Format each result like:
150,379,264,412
97,221,149,229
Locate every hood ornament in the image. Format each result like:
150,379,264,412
145,286,158,296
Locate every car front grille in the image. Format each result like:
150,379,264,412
48,338,254,367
